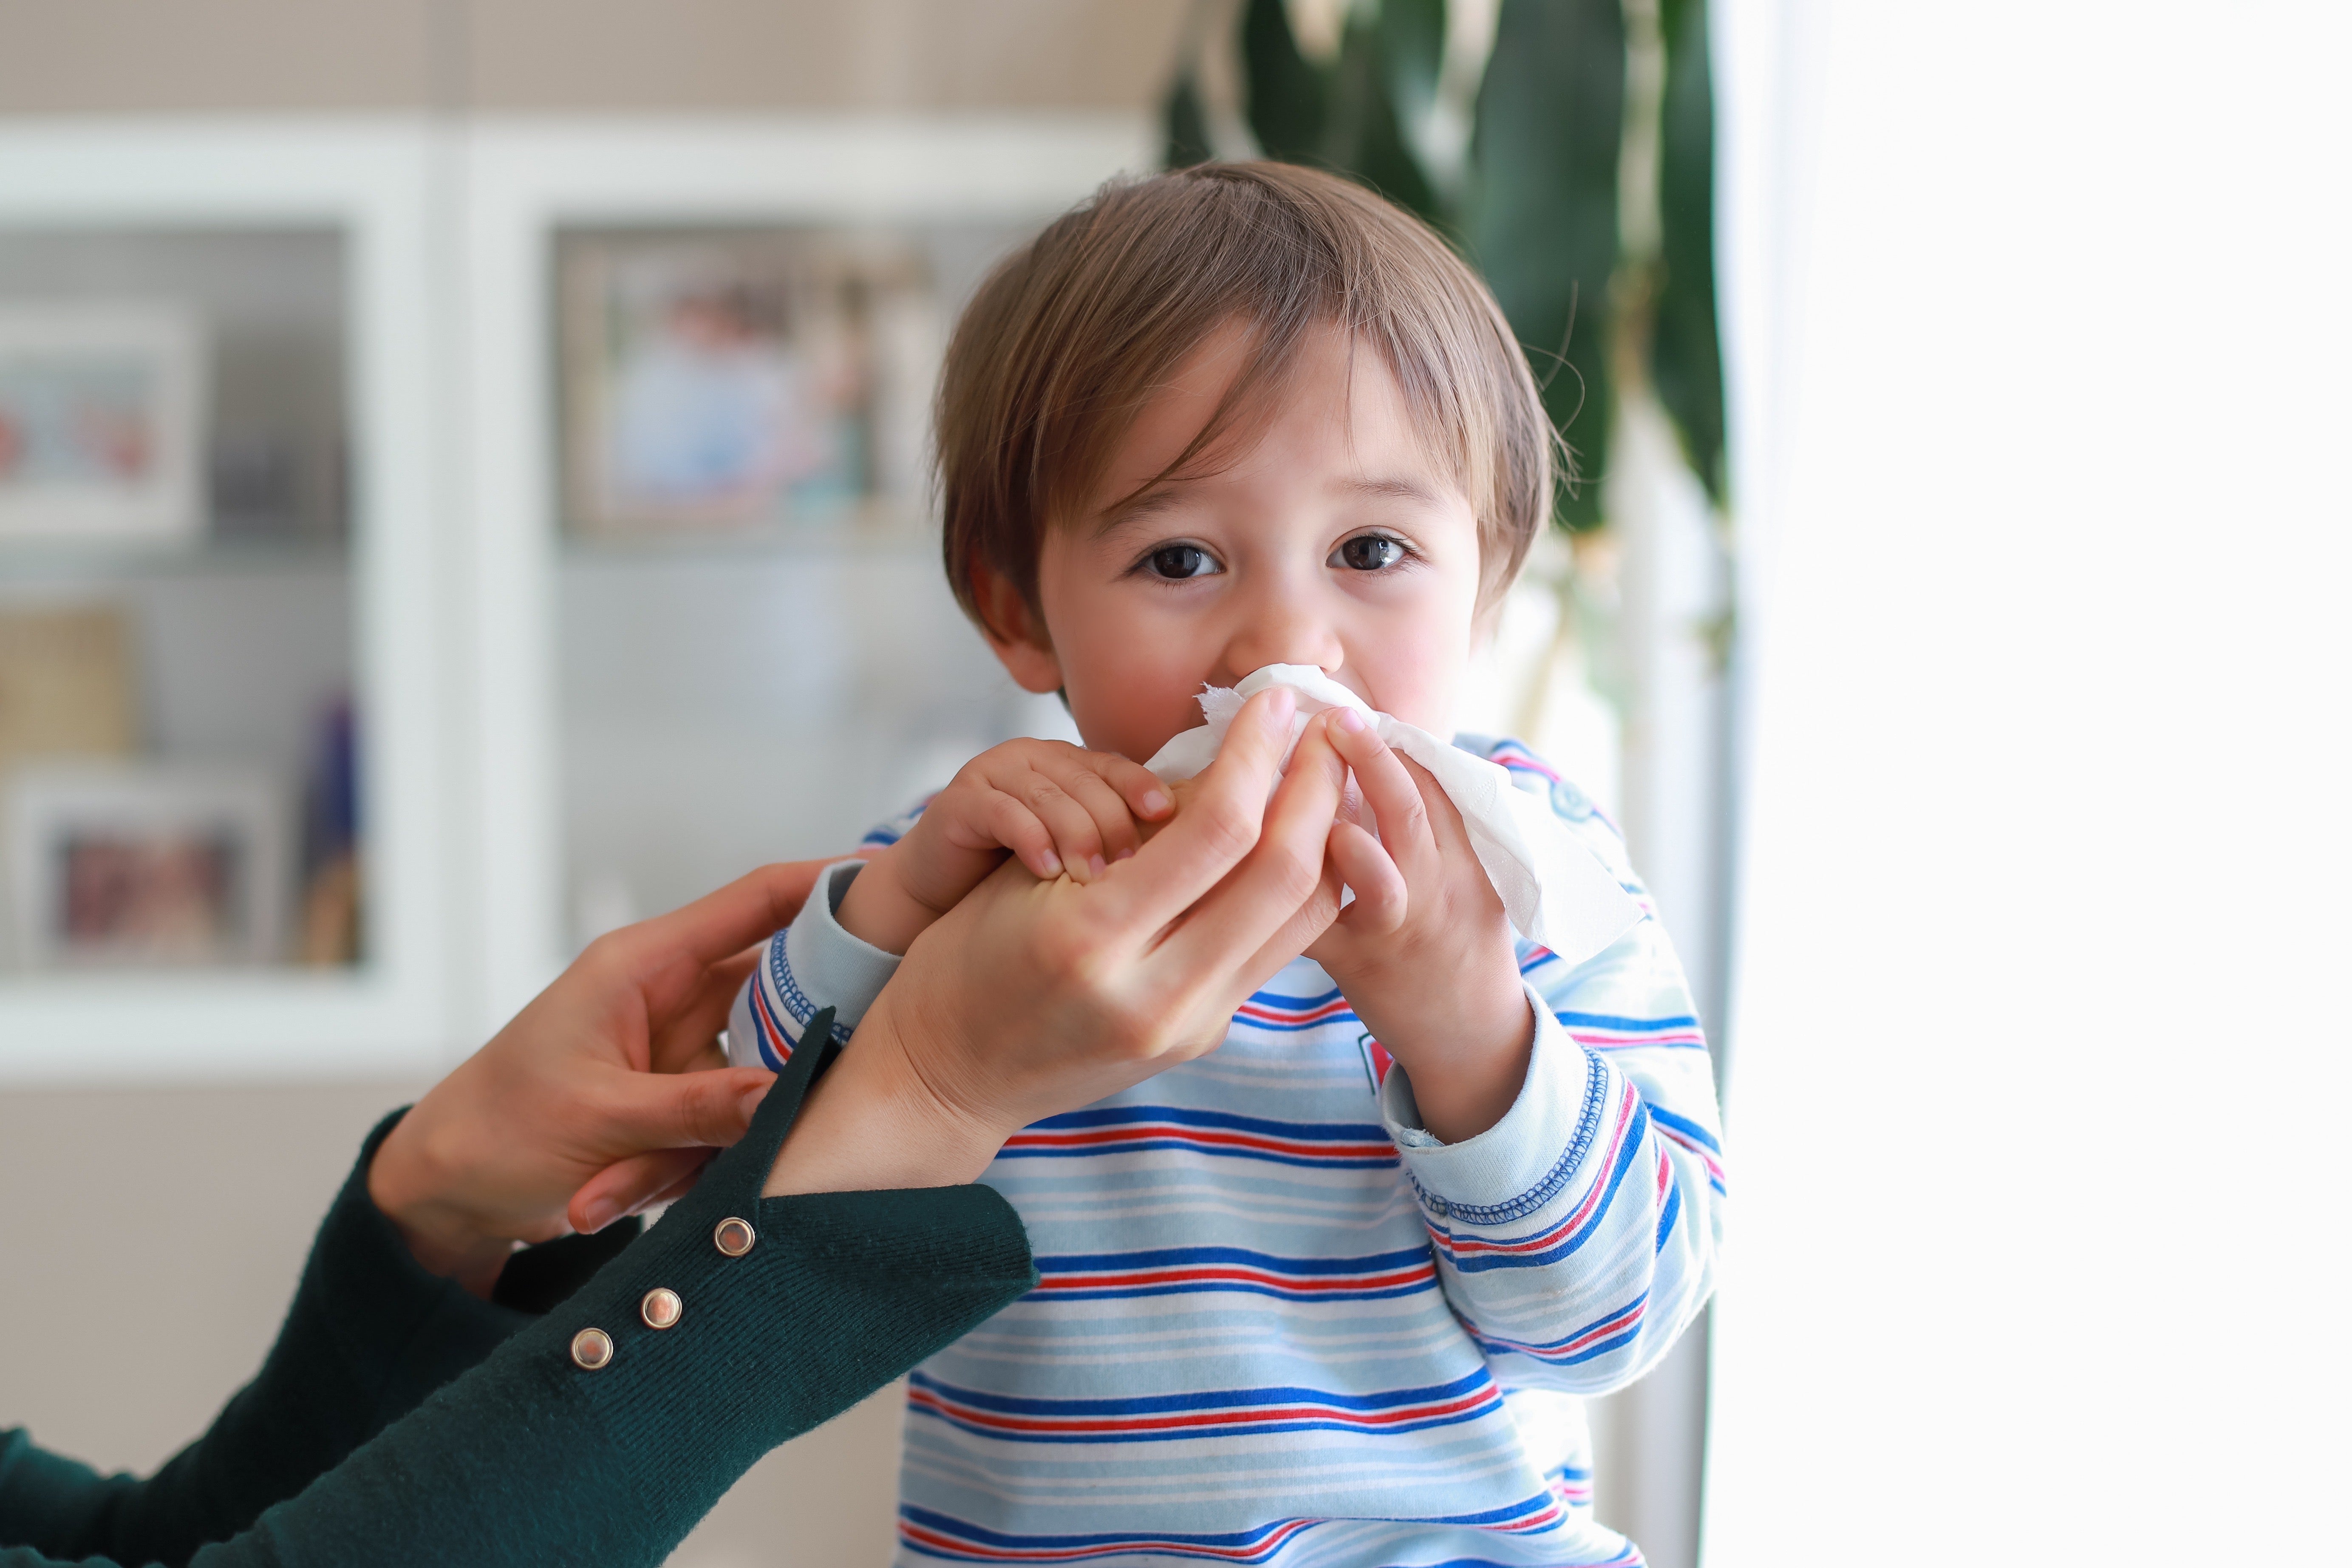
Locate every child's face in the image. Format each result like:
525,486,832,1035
991,321,1486,765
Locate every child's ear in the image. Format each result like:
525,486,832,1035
970,563,1064,695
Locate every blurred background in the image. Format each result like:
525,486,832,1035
0,2,2342,1565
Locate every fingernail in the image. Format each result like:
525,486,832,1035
1141,790,1170,815
1039,850,1062,876
1265,688,1296,721
1115,846,1135,861
1335,708,1368,734
739,1081,771,1122
579,1199,618,1235
1089,854,1107,879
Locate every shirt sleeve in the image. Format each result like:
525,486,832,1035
0,1111,621,1568
726,858,903,1070
1379,743,1728,1395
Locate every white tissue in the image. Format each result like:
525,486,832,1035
1142,664,1643,971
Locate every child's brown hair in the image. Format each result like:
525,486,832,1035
936,161,1561,623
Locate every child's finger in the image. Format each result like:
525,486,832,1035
1006,776,1112,882
1053,764,1146,866
1090,753,1174,821
1323,710,1440,885
978,793,1067,880
1327,819,1407,936
1396,752,1475,859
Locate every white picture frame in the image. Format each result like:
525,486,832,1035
6,763,288,969
0,302,206,546
460,113,1155,1026
556,225,940,539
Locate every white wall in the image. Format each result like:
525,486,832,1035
1706,3,2350,1561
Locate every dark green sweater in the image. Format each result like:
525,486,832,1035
0,1028,1036,1566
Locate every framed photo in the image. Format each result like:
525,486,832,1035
7,764,287,968
0,304,206,546
555,226,939,538
0,603,137,781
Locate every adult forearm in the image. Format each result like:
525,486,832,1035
198,1057,1034,1568
0,1113,541,1568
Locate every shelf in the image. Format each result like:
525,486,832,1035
0,119,454,1083
0,538,351,583
0,111,1153,1079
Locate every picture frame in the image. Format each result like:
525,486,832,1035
554,226,939,539
0,303,206,547
6,764,288,968
0,603,138,781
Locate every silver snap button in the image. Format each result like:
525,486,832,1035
570,1327,614,1370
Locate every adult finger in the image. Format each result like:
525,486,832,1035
593,1063,776,1158
568,1145,715,1234
1240,829,1346,989
647,941,765,1073
1087,687,1298,933
617,859,830,1007
1160,710,1347,976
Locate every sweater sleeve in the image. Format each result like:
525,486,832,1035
181,1016,1035,1568
0,1111,628,1567
1379,747,1728,1395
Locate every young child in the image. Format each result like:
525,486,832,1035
728,163,1724,1567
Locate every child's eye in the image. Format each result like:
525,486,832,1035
1142,543,1221,580
1333,534,1408,572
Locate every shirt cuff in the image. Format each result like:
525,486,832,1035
1379,981,1619,1223
725,859,902,1070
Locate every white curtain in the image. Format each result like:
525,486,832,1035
1705,3,2351,1561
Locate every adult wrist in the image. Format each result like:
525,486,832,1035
761,1003,1011,1195
365,1109,515,1295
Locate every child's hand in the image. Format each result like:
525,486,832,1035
837,739,1173,955
1308,708,1534,1144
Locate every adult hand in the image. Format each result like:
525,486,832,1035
368,860,826,1296
765,688,1351,1194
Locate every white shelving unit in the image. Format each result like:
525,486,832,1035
0,113,1151,1078
455,114,1151,1037
0,120,456,1082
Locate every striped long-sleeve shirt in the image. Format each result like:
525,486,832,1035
727,736,1726,1567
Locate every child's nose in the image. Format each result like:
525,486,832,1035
1220,591,1344,682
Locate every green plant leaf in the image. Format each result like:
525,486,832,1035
1468,0,1626,530
1380,0,1446,136
1164,70,1216,169
1654,0,1727,504
1242,0,1329,162
1321,12,1443,226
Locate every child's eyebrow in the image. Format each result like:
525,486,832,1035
1090,473,1450,539
1337,474,1448,506
1090,487,1192,538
